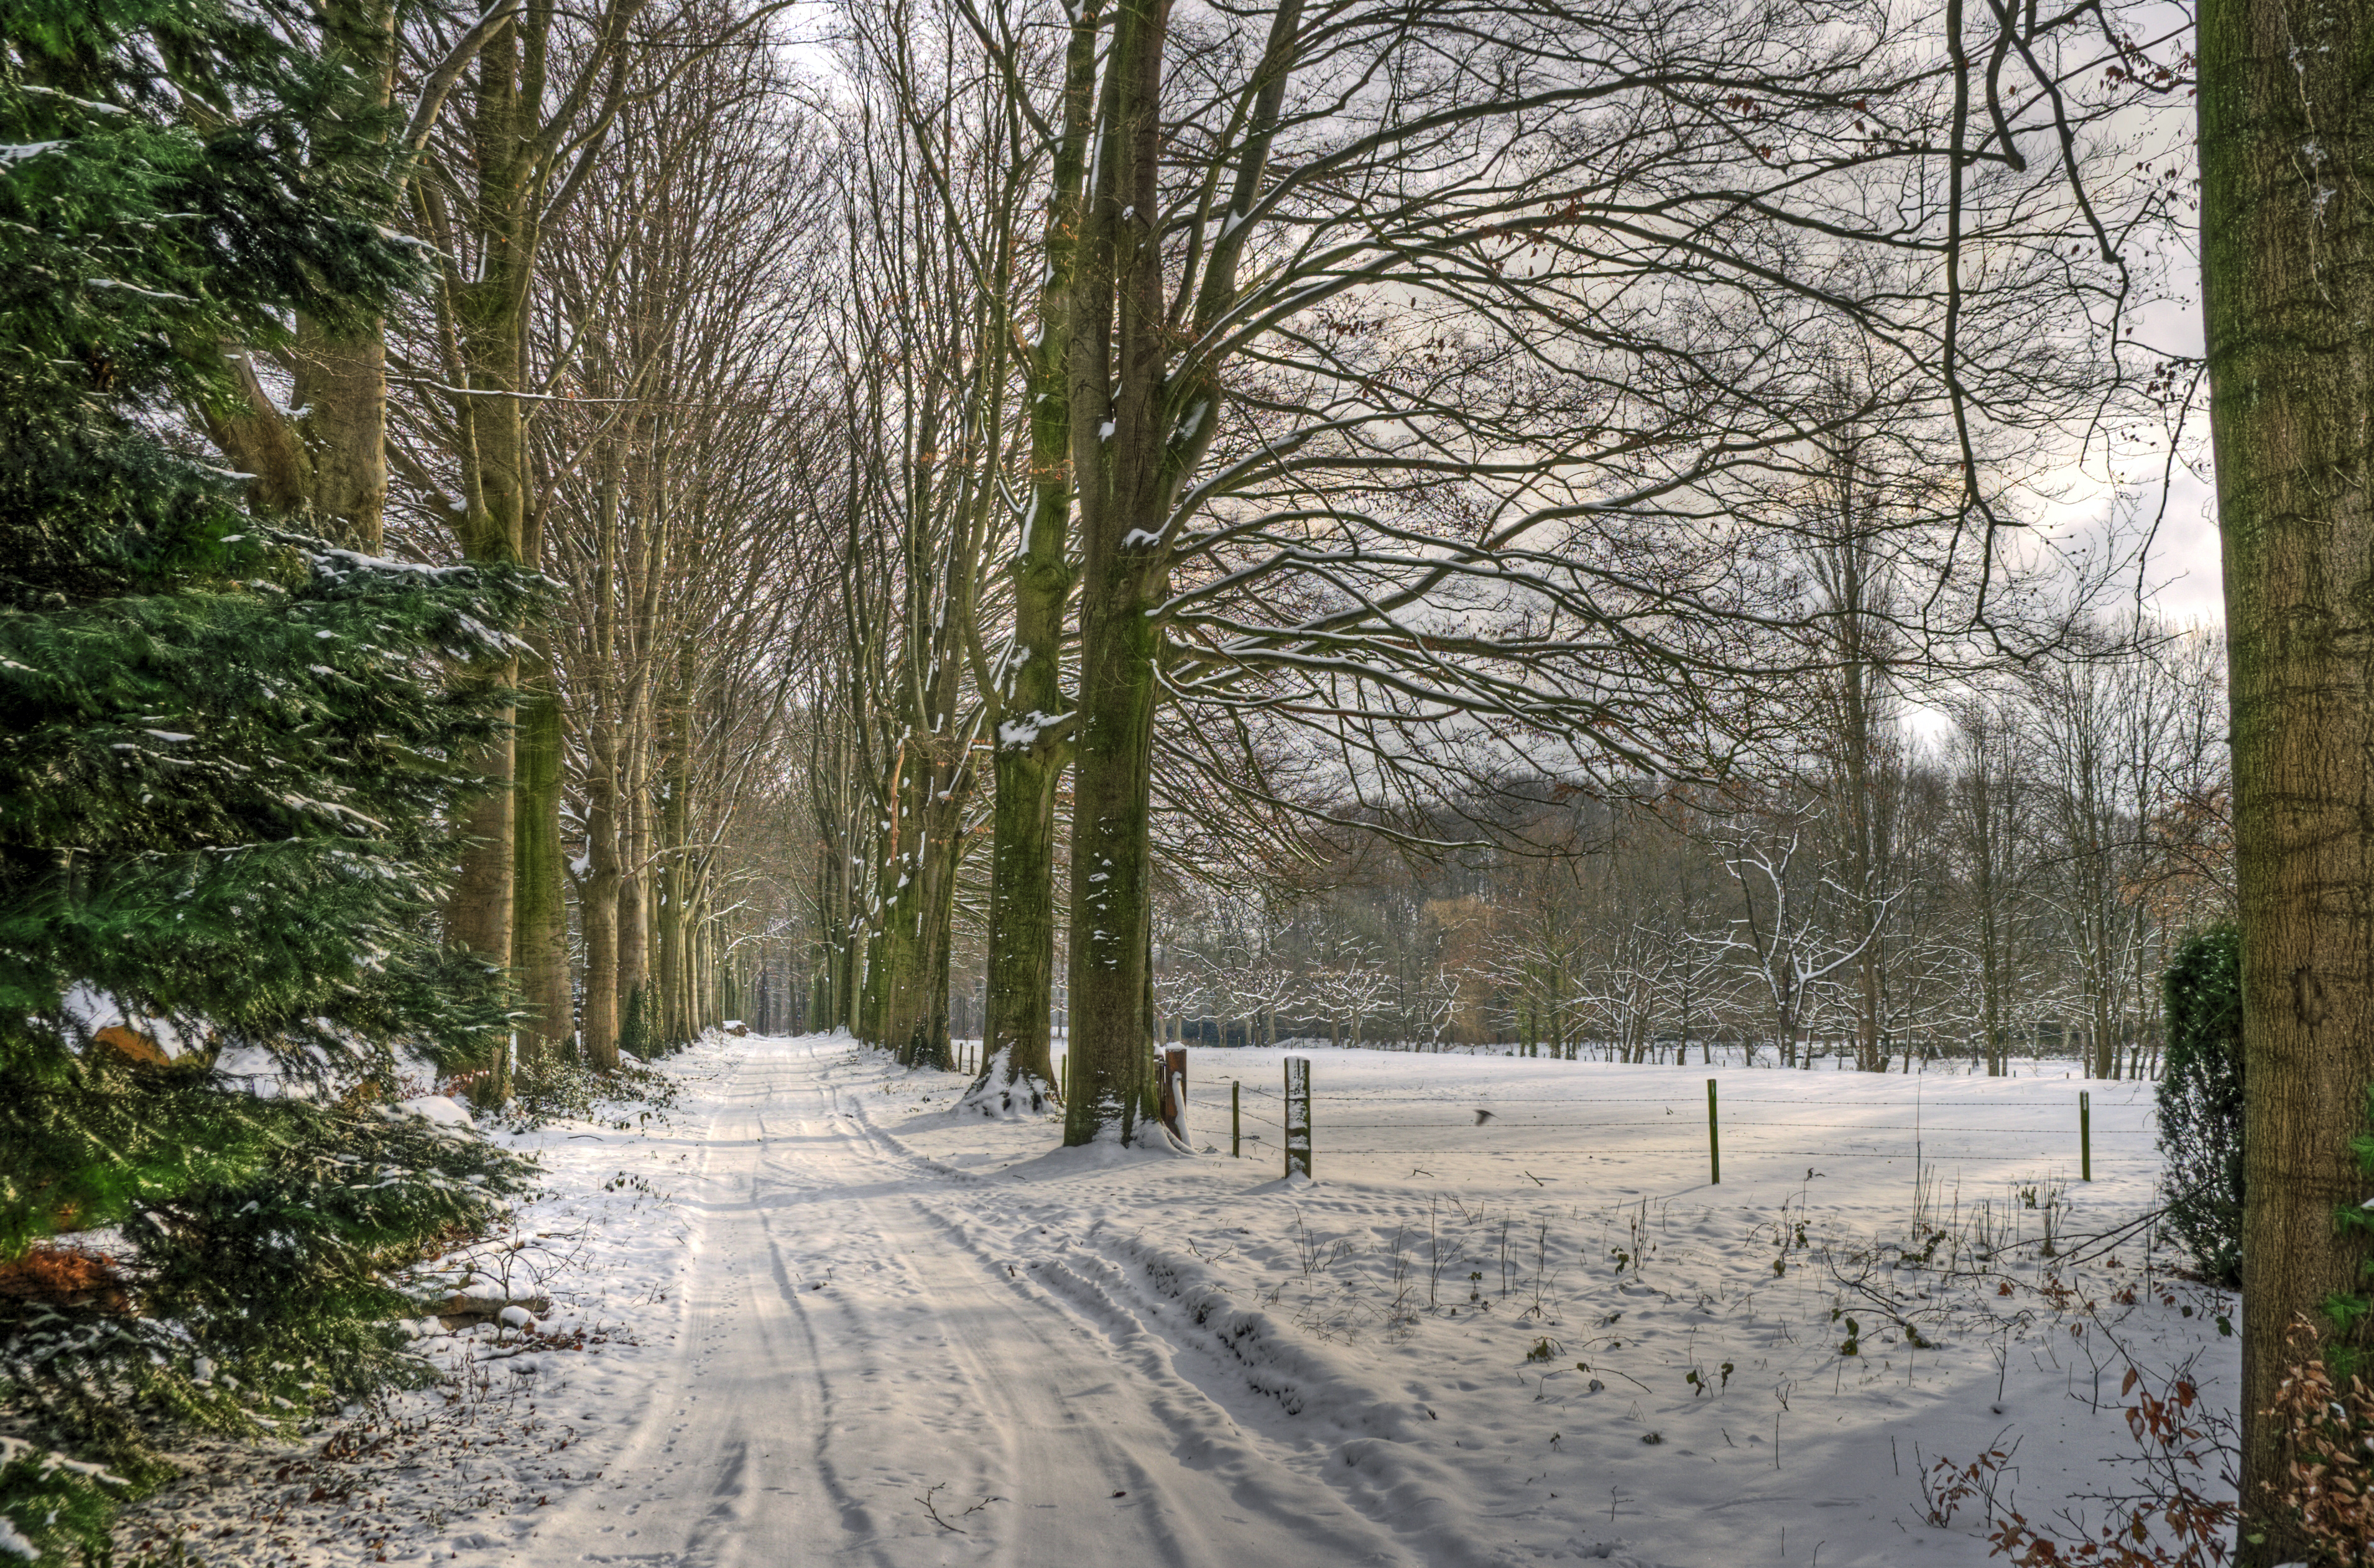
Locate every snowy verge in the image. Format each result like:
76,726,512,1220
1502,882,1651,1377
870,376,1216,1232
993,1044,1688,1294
108,1040,721,1566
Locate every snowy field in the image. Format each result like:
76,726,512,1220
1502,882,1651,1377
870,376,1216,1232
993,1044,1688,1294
122,1033,2237,1568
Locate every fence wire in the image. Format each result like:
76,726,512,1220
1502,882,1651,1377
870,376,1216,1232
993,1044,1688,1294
1178,1069,2145,1171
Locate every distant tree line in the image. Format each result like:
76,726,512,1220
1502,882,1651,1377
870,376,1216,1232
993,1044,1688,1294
1150,625,2229,1077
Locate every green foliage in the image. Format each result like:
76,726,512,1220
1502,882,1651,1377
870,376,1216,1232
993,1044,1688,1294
1,0,532,1084
502,1052,680,1132
0,0,541,1557
0,1070,532,1456
0,1437,125,1566
2158,925,2246,1286
2322,1084,2374,1378
122,1096,535,1385
619,983,657,1061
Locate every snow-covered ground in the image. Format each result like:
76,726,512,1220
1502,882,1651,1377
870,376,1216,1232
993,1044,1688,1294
124,1034,2237,1567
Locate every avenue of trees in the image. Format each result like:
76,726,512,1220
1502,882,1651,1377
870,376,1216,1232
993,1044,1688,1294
6,0,2370,1555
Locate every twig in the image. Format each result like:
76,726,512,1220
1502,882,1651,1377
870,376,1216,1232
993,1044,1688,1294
914,1482,1002,1534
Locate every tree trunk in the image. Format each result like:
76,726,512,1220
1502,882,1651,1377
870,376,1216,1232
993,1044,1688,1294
655,673,695,1046
1060,527,1165,1144
581,758,622,1072
981,0,1097,1109
618,720,652,1047
1060,0,1298,1141
193,0,410,551
446,714,514,1105
512,638,571,1074
986,739,1061,1095
435,13,542,1100
880,804,963,1069
2200,0,2374,1555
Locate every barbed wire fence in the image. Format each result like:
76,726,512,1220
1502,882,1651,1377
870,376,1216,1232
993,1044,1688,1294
1159,1058,2148,1188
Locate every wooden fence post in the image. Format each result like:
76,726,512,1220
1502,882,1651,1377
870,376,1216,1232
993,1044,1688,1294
1284,1056,1312,1179
1158,1046,1187,1140
1707,1077,1720,1186
1231,1080,1241,1158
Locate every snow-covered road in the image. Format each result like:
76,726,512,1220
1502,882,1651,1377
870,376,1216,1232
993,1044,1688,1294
540,1037,1416,1567
145,1032,2219,1568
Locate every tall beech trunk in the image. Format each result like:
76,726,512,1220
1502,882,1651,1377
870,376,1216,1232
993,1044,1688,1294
194,0,441,551
580,742,622,1071
436,12,540,1092
656,686,694,1045
618,720,652,1036
1060,576,1161,1143
287,0,394,550
2200,0,2374,1555
982,0,1100,1107
443,9,536,977
657,880,686,1045
512,635,571,1072
289,314,389,550
446,703,515,1107
810,714,858,1033
576,438,627,1071
1060,0,1170,1145
880,779,966,1069
986,743,1062,1094
1060,0,1298,1144
658,849,688,1045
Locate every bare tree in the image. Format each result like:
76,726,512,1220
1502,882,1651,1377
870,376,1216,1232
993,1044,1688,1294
1026,0,2140,1140
1944,691,2041,1076
532,11,829,1064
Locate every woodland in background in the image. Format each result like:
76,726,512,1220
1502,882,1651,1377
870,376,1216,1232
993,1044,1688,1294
217,0,2229,1100
1142,625,2231,1078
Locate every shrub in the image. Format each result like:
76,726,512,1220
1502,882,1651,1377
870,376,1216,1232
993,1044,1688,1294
2158,925,2245,1286
619,984,657,1061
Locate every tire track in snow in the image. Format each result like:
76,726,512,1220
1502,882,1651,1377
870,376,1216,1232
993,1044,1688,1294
514,1038,1437,1566
512,1045,862,1567
777,1045,1419,1567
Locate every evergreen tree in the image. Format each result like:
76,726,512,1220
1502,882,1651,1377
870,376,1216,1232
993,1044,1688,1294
1,0,538,1556
2158,925,2247,1286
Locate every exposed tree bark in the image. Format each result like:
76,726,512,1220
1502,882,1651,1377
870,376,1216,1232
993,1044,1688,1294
580,726,623,1071
435,11,543,990
979,0,1099,1107
2199,0,2374,1554
1060,0,1214,1145
876,749,972,1069
619,728,652,1040
290,0,402,551
657,675,694,1045
512,630,572,1072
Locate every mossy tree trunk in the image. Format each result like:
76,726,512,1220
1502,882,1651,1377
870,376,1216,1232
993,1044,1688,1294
575,439,630,1071
2198,0,2374,1556
512,629,572,1073
657,697,693,1046
982,0,1101,1106
580,737,622,1072
195,0,498,551
617,739,652,1043
1060,0,1297,1142
879,770,968,1070
438,11,539,1005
